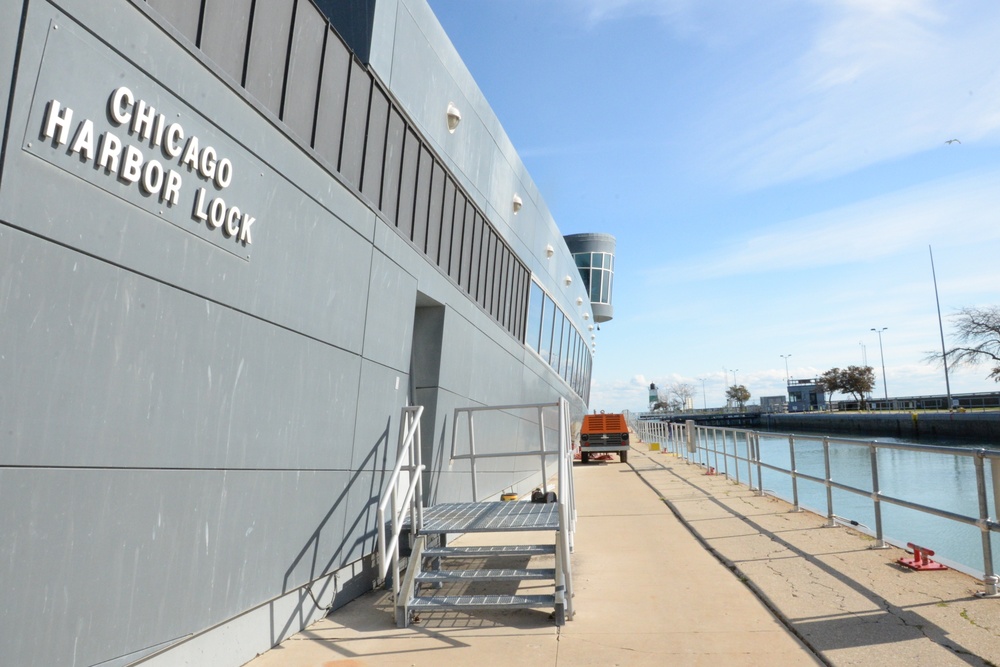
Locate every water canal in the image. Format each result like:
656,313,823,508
681,426,1000,579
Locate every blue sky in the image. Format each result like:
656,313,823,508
427,0,1000,411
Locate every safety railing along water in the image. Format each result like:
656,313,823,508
630,417,1000,598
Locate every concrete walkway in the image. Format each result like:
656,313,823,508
630,446,1000,666
245,443,1000,666
245,448,820,666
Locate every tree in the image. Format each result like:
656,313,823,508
726,384,750,410
670,382,697,410
932,306,1000,381
820,366,874,408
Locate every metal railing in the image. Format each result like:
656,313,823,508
376,405,425,600
630,417,1000,598
450,398,577,538
451,398,576,617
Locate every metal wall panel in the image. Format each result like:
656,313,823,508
460,201,476,293
425,161,444,264
283,0,326,141
340,60,371,186
396,127,419,238
201,0,252,83
147,0,201,43
314,31,351,166
504,250,513,326
411,145,431,252
492,236,503,317
245,0,294,114
380,107,405,219
448,193,466,283
361,86,389,203
438,177,455,270
481,228,494,311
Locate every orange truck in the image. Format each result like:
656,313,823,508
579,412,630,464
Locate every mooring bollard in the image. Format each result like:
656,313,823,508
897,542,948,571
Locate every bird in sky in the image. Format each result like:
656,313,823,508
945,138,961,144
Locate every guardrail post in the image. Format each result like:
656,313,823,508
745,431,754,490
731,430,740,485
788,434,801,511
869,441,888,549
469,411,478,501
685,420,697,464
755,432,763,496
537,406,549,495
712,428,720,475
974,451,999,597
823,437,836,527
719,429,729,478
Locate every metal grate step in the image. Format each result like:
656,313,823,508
409,594,556,610
422,544,556,559
415,568,555,583
419,502,559,533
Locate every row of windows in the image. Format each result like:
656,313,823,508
574,252,614,306
526,282,592,403
145,0,530,341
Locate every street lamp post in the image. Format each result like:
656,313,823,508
698,378,707,409
871,327,888,400
929,246,953,412
779,354,792,383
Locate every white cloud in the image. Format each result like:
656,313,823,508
648,170,1000,283
711,1,1000,187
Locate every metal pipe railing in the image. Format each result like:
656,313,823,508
676,422,1000,597
451,398,577,618
376,405,425,598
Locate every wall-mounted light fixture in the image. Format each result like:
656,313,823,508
446,102,461,133
545,244,554,258
583,313,590,320
588,325,594,331
564,275,573,286
512,193,523,214
576,297,583,306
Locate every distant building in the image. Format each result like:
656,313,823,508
760,396,788,413
787,379,827,412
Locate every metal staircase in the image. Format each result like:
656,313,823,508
377,400,576,627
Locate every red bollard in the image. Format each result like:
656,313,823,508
704,466,717,476
897,543,947,571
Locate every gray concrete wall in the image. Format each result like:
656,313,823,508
0,1,587,666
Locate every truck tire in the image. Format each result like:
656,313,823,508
620,450,628,464
581,452,590,464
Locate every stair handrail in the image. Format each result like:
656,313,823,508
376,405,425,599
450,398,576,620
555,397,576,620
450,400,566,500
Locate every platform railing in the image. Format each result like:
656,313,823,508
376,405,425,600
671,423,1000,598
450,398,576,617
